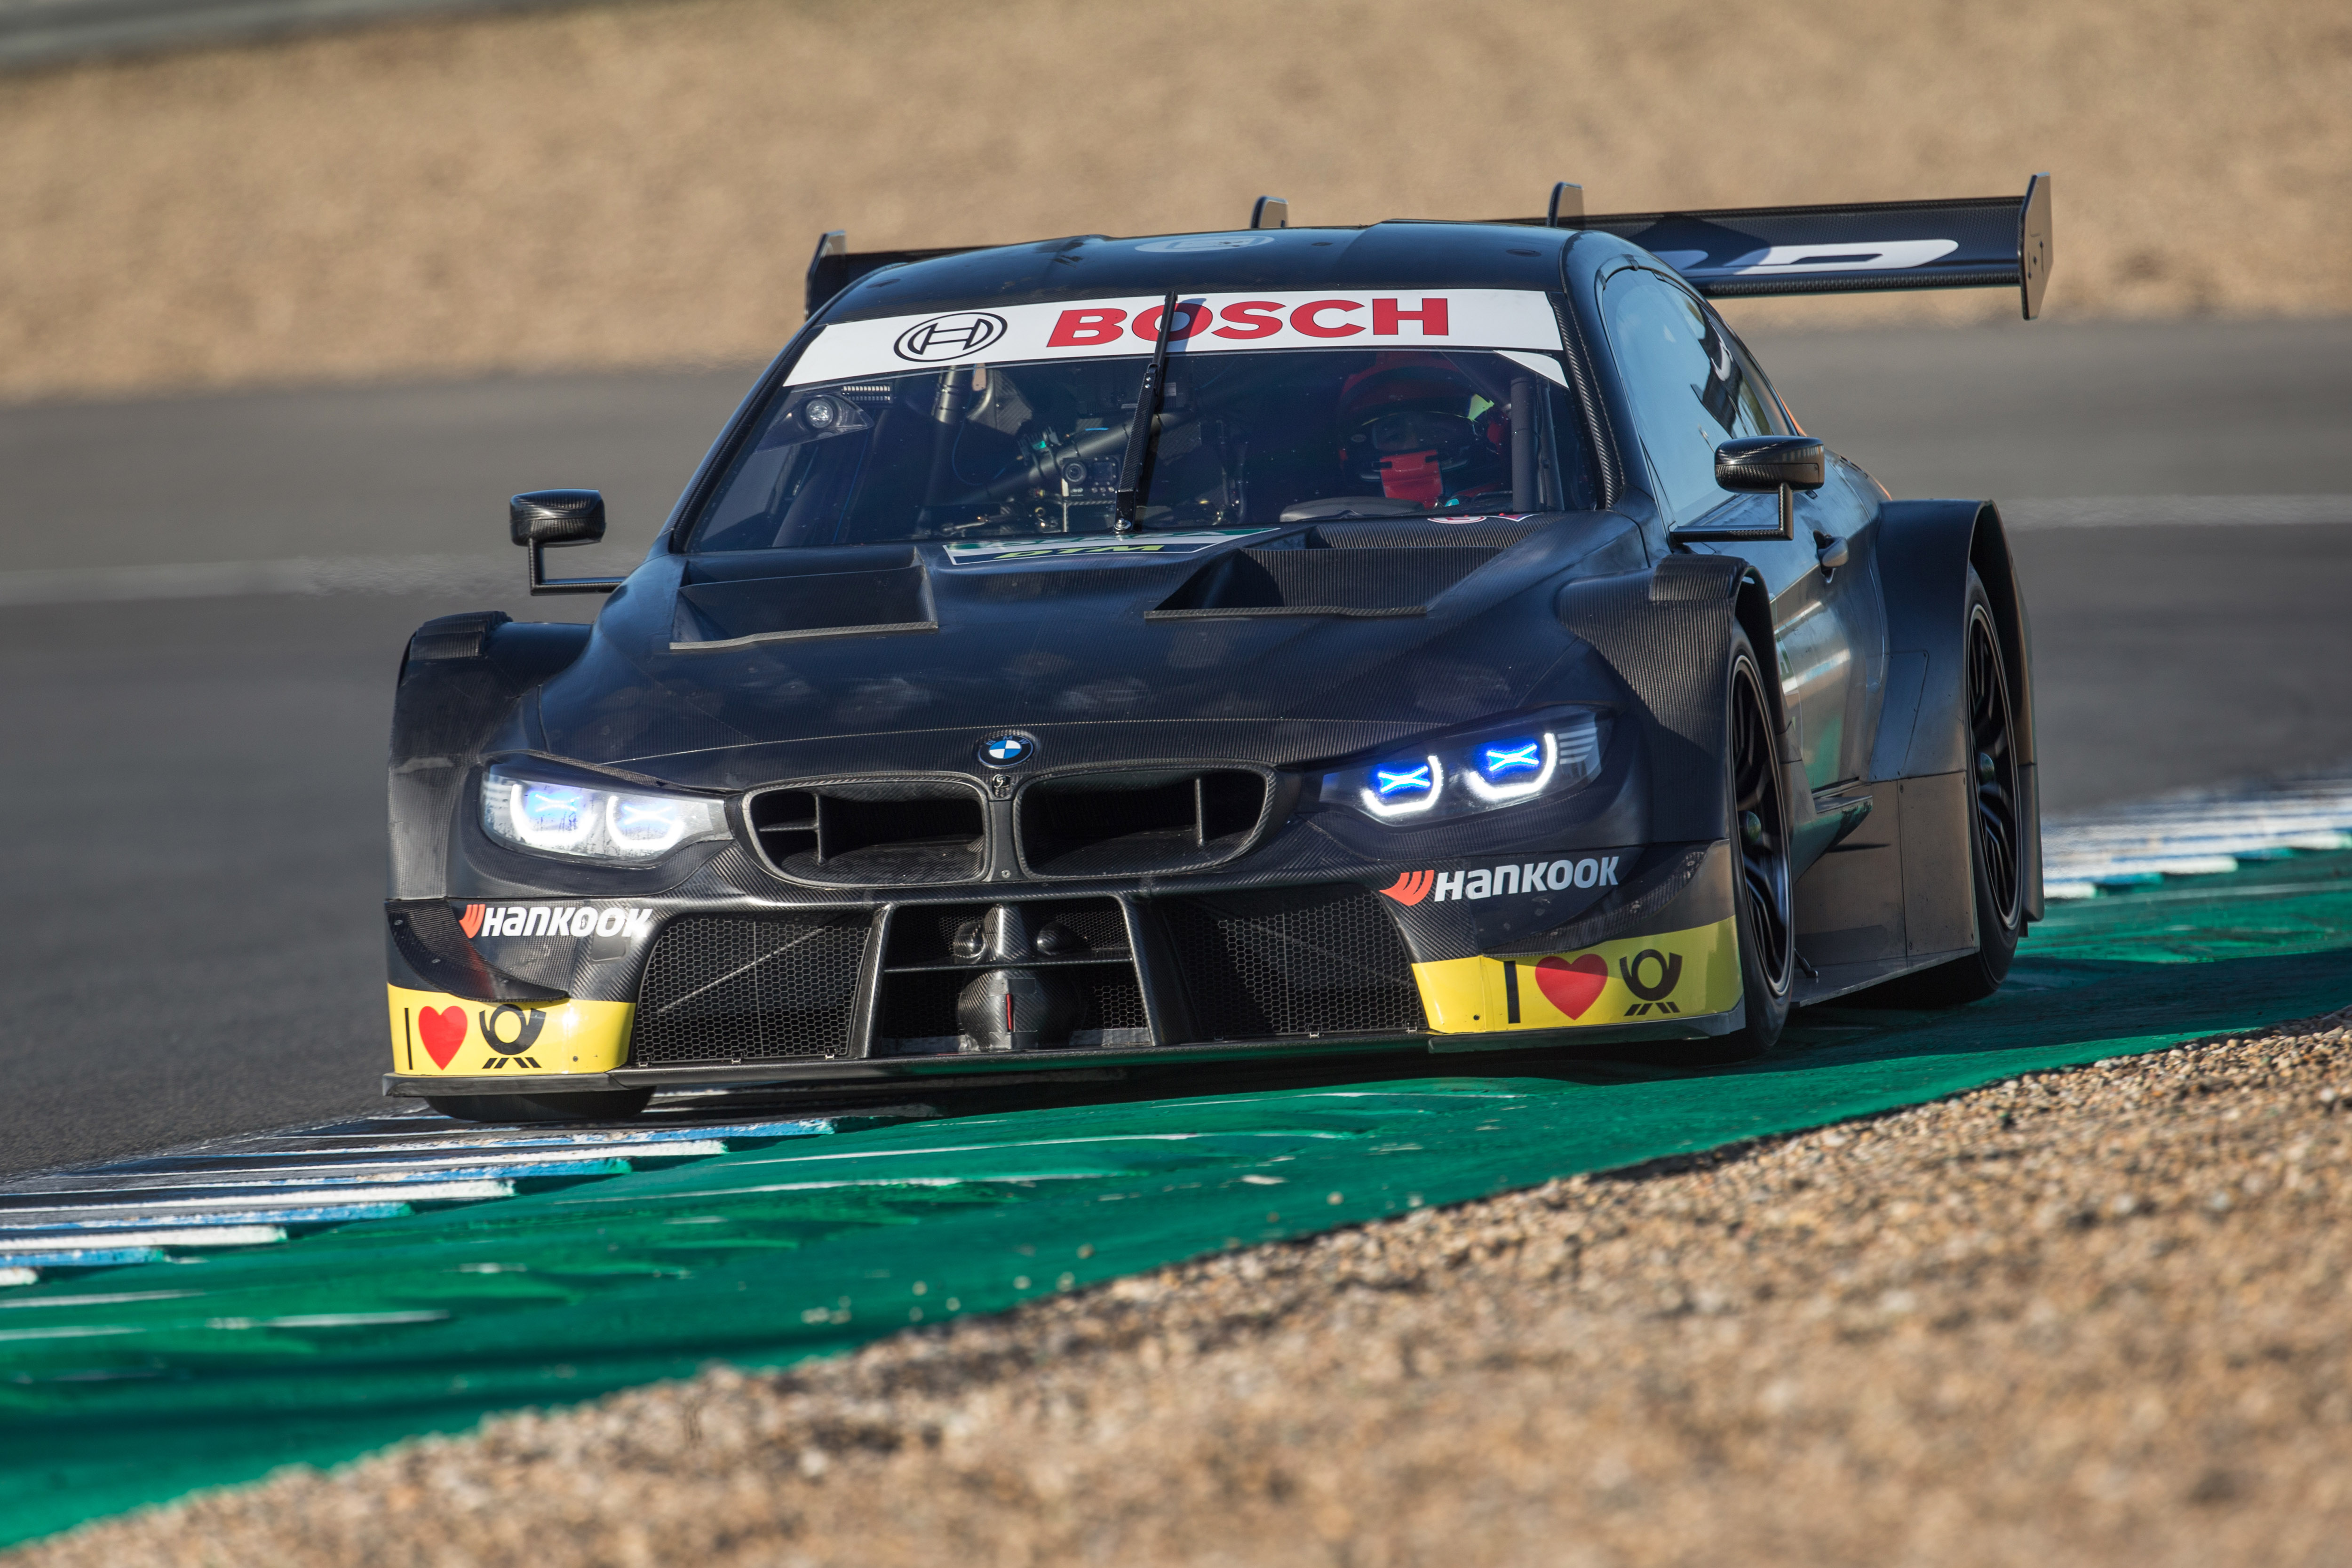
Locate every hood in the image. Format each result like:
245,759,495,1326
530,517,1645,790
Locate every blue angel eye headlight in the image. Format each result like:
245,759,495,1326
1322,709,1606,825
608,794,687,850
1463,732,1557,803
1480,739,1543,778
516,784,594,849
483,764,731,863
1376,763,1435,797
1360,756,1444,818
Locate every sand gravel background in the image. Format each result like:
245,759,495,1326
17,1008,2350,1567
0,0,2347,403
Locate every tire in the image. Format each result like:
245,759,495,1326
1645,625,1794,1065
425,1088,652,1124
1859,569,2026,1008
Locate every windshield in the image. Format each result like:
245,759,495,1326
688,348,1597,551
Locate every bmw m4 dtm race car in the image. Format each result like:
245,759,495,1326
385,178,2055,1121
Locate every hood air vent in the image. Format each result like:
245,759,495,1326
747,780,987,885
675,549,936,648
1148,545,1501,620
1016,769,1271,879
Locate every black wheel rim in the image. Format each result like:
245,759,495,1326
1967,606,2023,929
1731,657,1794,995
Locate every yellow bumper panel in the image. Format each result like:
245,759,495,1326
387,986,634,1077
1413,916,1742,1035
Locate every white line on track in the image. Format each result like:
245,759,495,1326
0,553,510,606
2043,772,2352,897
0,497,2343,607
0,1111,844,1286
2002,495,2352,529
0,1180,514,1213
0,1226,287,1254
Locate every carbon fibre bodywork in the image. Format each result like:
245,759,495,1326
383,212,2043,1100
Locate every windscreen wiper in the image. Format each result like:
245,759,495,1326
1112,289,1181,533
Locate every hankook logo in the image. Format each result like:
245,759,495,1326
893,311,1008,362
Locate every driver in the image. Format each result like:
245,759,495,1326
1335,355,1510,509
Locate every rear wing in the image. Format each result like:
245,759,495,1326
1566,175,2054,319
804,175,2053,320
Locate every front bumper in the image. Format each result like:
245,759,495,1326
384,838,1740,1096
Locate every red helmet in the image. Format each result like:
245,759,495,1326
1336,355,1508,505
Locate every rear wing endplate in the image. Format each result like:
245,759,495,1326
805,231,979,318
1569,175,2054,319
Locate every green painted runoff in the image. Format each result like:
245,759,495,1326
3,852,2348,1547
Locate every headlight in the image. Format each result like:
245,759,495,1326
481,764,731,864
1322,709,1608,824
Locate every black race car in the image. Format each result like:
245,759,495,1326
384,178,2055,1121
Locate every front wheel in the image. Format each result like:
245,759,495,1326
425,1088,652,1124
1648,626,1794,1065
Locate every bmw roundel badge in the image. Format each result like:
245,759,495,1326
979,733,1035,767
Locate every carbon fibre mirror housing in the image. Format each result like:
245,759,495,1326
1669,439,1828,545
509,490,624,596
509,489,606,548
1714,438,1825,494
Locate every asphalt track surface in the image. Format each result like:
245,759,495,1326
1,318,2347,1180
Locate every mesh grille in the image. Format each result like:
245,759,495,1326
629,916,870,1065
1074,966,1149,1031
1160,885,1427,1038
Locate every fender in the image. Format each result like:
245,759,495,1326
388,613,593,902
1556,552,1798,847
1875,499,2044,920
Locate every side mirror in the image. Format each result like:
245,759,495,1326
510,490,625,596
1666,437,1825,544
1715,436,1825,495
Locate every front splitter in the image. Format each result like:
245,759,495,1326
380,1011,1739,1099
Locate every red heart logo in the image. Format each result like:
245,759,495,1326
1532,955,1609,1019
418,1006,468,1069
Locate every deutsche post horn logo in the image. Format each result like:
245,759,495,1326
894,312,1008,363
475,1004,548,1069
1619,948,1684,1016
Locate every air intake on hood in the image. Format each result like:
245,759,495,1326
1148,545,1500,619
1016,769,1270,878
747,780,988,884
674,549,936,647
